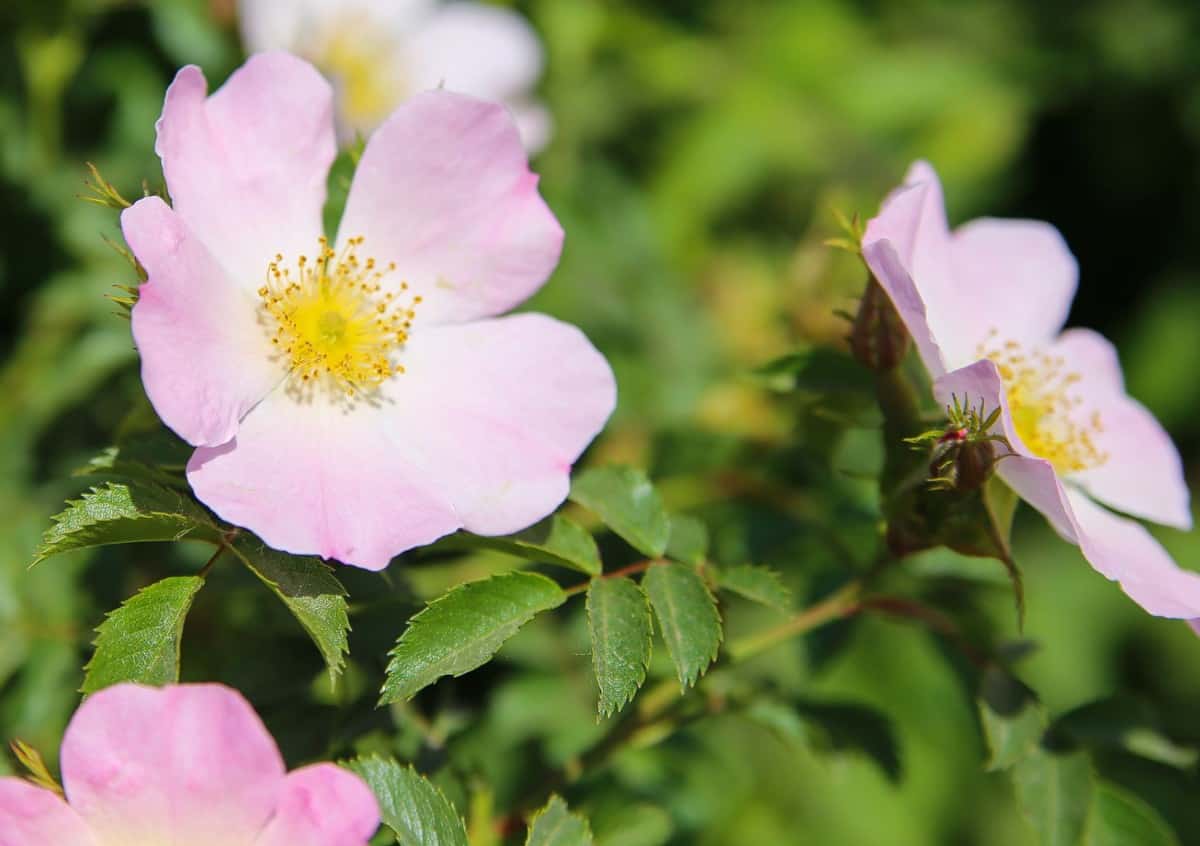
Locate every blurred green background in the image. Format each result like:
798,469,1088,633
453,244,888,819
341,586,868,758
1,0,1199,843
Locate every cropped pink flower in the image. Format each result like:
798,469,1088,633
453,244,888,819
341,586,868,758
125,53,615,569
238,0,551,150
0,683,378,845
864,161,1196,621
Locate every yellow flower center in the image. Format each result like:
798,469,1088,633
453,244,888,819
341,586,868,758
979,334,1107,474
258,236,421,395
315,16,404,131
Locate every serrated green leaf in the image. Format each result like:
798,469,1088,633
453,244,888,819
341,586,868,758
34,482,221,565
1086,783,1180,846
715,564,792,611
347,756,468,846
642,562,721,689
440,515,602,575
81,575,204,694
664,514,708,566
1014,747,1094,846
526,795,593,846
979,667,1044,771
381,572,565,703
570,466,669,557
229,537,349,681
587,577,652,717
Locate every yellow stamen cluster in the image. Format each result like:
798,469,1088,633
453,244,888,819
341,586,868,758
979,332,1107,474
258,236,421,395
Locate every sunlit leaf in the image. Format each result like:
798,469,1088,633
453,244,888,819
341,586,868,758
570,466,670,557
587,576,652,717
715,564,792,611
348,756,468,846
441,515,602,576
230,537,349,682
642,562,721,689
381,572,566,703
34,482,221,564
665,513,708,566
526,795,593,846
82,575,204,694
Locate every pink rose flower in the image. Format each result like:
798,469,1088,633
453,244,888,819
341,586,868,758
864,161,1197,621
0,683,378,845
124,53,616,569
238,0,552,150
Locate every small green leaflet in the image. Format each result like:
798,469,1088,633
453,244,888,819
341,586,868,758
587,577,652,717
381,571,566,703
1014,748,1094,846
1087,783,1180,846
664,514,708,566
440,515,602,575
715,565,792,611
526,795,594,846
34,482,222,565
642,562,721,689
346,757,467,846
229,537,350,682
569,466,670,557
978,667,1044,771
82,575,204,695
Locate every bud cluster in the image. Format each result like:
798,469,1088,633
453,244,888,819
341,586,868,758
907,395,1013,492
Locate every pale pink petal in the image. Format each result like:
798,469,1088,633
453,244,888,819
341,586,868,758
254,764,379,846
125,197,281,447
1052,329,1192,530
61,684,285,845
934,359,1079,542
381,313,616,536
949,218,1077,349
337,90,563,326
1067,488,1200,619
156,52,335,286
406,3,544,100
0,779,95,846
863,161,963,376
187,387,462,570
1053,326,1125,390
